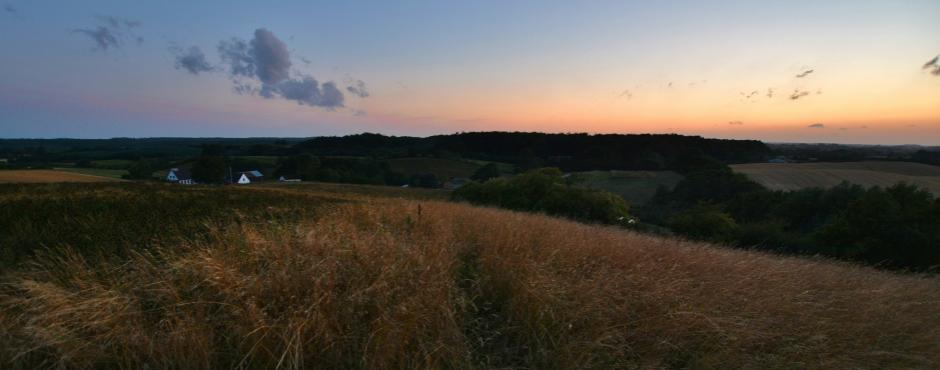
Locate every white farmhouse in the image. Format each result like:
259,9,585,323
166,168,194,184
236,170,264,185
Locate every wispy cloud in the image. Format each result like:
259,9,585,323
618,89,633,100
796,69,814,78
789,89,811,100
923,54,940,76
346,79,369,98
728,121,744,126
807,123,825,128
3,3,15,13
71,16,142,51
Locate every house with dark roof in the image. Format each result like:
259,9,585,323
236,170,264,184
166,168,195,185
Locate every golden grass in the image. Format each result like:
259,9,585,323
0,170,123,184
731,161,940,195
2,199,939,369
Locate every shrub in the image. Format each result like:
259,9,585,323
453,168,630,225
667,205,739,243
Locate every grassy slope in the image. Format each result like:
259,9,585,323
570,170,683,205
0,183,938,369
732,161,940,194
0,170,123,183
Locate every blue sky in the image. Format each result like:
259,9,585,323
1,0,938,143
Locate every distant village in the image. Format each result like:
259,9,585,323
164,167,298,185
163,166,471,189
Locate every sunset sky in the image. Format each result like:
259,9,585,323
1,0,938,144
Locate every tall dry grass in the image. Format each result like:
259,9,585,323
2,199,939,369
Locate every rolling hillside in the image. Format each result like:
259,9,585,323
1,182,938,368
731,161,940,194
570,170,683,205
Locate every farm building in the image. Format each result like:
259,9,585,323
236,170,264,184
165,168,195,185
278,176,301,182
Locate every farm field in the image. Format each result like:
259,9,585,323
55,167,129,179
731,161,940,194
569,170,683,205
385,157,484,179
0,182,938,368
0,169,123,183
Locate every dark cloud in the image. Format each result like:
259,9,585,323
796,69,814,78
923,55,940,76
728,121,744,126
217,29,292,84
808,123,825,128
346,79,369,98
789,89,810,100
3,3,15,13
250,28,291,85
217,38,255,78
72,16,142,51
263,77,345,109
171,46,214,74
179,28,362,111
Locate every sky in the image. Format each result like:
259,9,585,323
0,0,938,144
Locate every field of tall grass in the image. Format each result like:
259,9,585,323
1,183,939,369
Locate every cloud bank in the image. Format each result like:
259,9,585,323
175,28,368,111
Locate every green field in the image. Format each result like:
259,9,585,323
731,161,940,195
89,159,136,169
385,157,484,179
569,170,683,205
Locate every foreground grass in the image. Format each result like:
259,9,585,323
1,184,939,368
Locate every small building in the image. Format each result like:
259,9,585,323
278,176,301,182
236,170,264,185
166,168,194,184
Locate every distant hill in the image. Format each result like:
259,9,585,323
295,132,771,171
